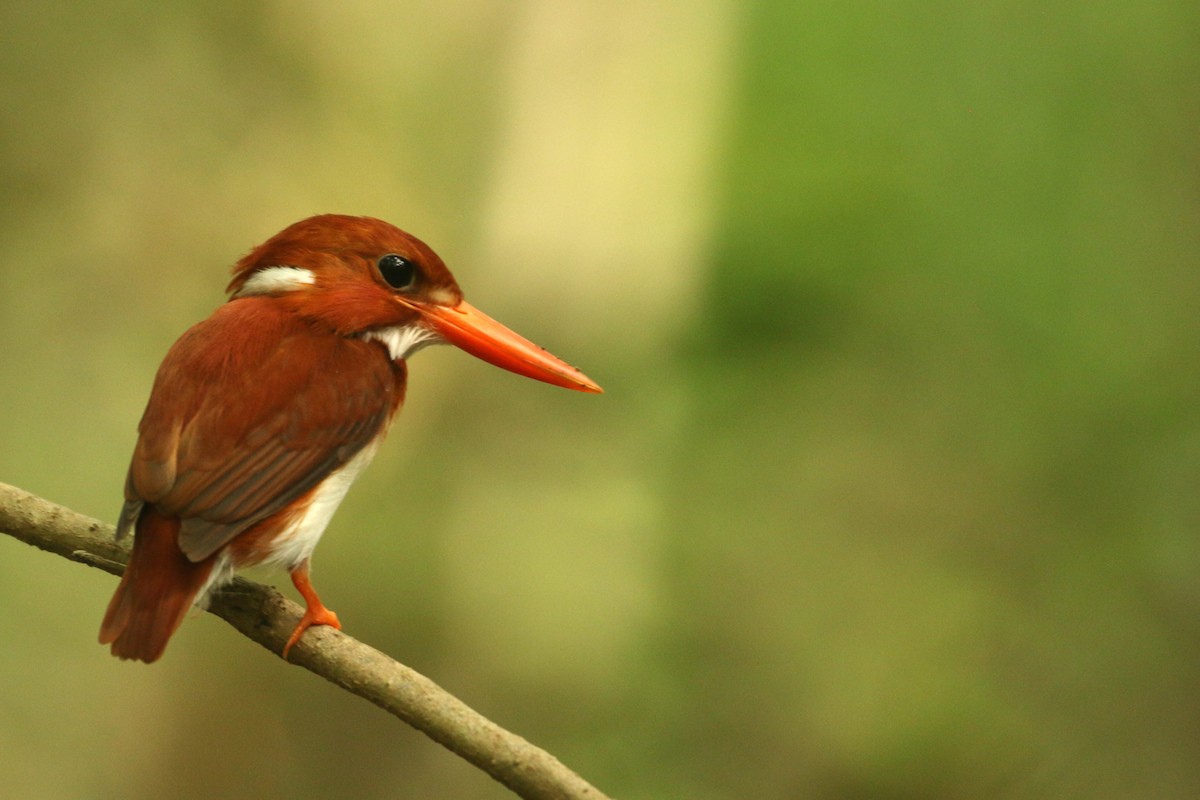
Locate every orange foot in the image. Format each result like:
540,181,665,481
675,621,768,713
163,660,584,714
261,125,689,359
283,559,342,660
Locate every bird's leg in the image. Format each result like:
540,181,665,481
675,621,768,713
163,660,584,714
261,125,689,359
283,559,341,659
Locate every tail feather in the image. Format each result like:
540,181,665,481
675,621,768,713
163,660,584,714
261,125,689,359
99,508,216,663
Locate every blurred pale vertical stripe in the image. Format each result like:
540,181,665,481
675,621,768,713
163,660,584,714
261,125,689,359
476,0,738,346
433,0,739,686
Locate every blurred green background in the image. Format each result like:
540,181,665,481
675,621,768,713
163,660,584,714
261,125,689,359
2,1,1198,798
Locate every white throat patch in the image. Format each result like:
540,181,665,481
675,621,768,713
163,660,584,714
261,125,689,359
363,325,443,361
234,266,316,297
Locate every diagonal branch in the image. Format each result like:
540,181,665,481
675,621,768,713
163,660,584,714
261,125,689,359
0,481,611,800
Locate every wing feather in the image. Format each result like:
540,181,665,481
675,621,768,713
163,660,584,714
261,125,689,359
122,299,404,563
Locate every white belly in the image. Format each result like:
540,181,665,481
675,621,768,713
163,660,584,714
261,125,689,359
260,439,381,570
197,439,380,605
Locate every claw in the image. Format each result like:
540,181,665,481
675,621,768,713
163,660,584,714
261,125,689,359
283,559,341,659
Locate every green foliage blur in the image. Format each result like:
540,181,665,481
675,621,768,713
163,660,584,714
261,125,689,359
2,2,1198,798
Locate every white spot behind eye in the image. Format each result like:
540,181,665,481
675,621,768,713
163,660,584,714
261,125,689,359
362,324,444,361
234,266,316,297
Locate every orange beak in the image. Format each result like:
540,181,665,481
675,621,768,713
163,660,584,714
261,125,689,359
416,300,602,393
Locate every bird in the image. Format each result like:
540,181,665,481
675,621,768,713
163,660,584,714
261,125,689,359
98,214,601,663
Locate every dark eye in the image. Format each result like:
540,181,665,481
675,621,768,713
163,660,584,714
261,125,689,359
377,254,417,290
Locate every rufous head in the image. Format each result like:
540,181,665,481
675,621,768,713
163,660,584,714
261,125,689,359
226,215,601,393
